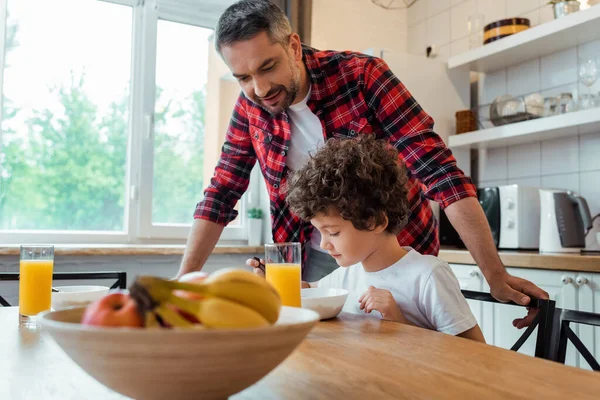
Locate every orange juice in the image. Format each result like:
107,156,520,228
19,260,54,316
266,263,302,307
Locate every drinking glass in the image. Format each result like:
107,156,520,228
468,13,485,49
579,57,599,97
19,245,54,327
264,243,302,307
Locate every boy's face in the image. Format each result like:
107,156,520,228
311,209,384,268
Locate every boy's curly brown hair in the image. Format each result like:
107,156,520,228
286,135,409,235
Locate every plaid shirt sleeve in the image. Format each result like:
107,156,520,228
193,95,257,225
363,58,477,209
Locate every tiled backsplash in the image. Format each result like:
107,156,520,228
407,0,600,218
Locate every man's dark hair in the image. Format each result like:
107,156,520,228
286,135,410,235
215,0,292,53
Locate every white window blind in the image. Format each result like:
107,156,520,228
156,0,237,28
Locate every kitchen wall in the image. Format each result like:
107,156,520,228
407,0,600,229
311,0,408,52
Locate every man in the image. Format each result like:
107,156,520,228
177,0,548,328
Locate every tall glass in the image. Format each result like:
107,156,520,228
468,13,485,49
265,243,302,307
19,245,54,327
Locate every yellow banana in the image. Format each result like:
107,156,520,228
153,304,196,328
205,268,278,295
139,272,281,324
167,294,269,329
133,273,278,328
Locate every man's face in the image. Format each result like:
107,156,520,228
221,31,302,114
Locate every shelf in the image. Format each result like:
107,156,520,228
447,6,600,72
448,108,600,149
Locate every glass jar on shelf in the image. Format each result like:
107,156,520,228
558,93,577,114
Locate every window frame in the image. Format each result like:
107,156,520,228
0,0,258,244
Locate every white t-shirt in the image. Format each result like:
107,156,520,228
286,86,326,252
317,248,477,336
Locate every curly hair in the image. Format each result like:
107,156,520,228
286,135,410,235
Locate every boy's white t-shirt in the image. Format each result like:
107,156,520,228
317,248,477,336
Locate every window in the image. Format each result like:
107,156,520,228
0,0,254,243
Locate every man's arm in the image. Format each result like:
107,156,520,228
177,95,256,277
362,58,547,327
176,219,224,278
445,198,549,328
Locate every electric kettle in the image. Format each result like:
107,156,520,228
539,189,593,253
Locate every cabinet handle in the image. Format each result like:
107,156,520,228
469,269,480,278
561,276,573,285
576,277,589,286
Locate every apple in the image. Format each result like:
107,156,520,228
171,271,209,324
81,292,144,328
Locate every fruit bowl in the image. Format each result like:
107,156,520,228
40,306,319,400
302,288,349,320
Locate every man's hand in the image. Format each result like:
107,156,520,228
246,257,265,278
358,286,407,323
489,272,549,329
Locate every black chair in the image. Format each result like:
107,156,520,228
0,271,127,307
462,290,556,359
548,308,600,371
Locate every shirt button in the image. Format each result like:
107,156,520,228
254,134,259,139
281,150,286,156
274,184,279,189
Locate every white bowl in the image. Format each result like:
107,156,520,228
39,306,319,400
302,288,349,320
51,285,110,311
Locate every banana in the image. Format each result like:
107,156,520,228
138,271,281,324
144,310,161,328
132,272,279,329
153,304,196,328
167,293,269,329
206,268,278,295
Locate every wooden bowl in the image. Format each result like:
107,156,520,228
40,306,319,400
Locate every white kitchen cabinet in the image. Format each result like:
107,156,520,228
448,263,486,340
575,272,600,371
482,267,578,367
449,263,600,370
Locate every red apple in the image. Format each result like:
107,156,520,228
175,271,209,301
171,271,209,324
81,292,144,328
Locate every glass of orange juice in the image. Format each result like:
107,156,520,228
19,245,54,327
265,242,302,307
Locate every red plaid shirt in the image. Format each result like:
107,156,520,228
195,45,477,259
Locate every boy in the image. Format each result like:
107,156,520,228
250,135,484,342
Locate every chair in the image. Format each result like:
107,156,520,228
0,271,126,307
548,308,600,371
461,290,556,359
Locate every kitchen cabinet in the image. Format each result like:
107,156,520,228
575,272,600,371
448,263,484,329
449,264,600,370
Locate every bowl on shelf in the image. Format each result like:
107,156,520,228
39,306,320,400
302,288,349,320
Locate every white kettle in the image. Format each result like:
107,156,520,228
539,189,593,254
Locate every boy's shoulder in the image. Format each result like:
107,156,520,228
397,248,449,277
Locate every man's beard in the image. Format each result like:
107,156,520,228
254,62,301,115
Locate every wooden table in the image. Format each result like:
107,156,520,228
2,307,600,400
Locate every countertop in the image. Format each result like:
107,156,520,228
0,244,263,257
439,248,600,272
1,244,598,272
